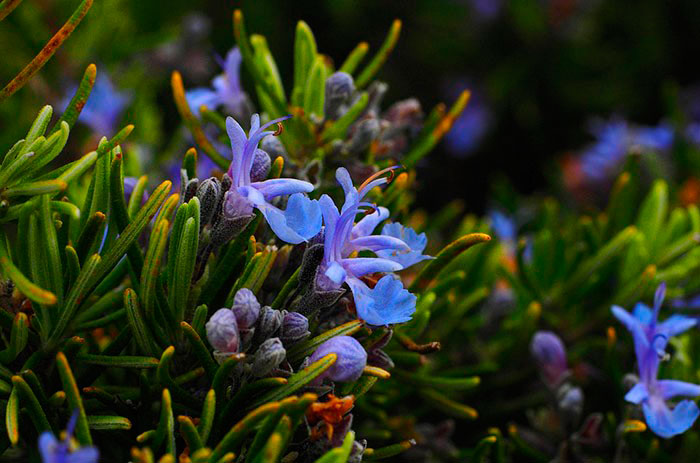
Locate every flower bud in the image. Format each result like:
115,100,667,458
366,81,388,116
232,288,261,329
252,337,286,376
223,190,254,219
280,312,310,345
309,336,367,383
206,308,240,353
345,118,380,155
250,149,271,182
195,177,222,229
255,306,284,342
260,136,287,160
557,383,584,424
530,331,568,387
183,177,199,203
325,72,355,120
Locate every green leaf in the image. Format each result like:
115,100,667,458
181,321,217,381
151,388,175,455
178,415,204,452
11,376,52,434
636,180,668,258
292,20,318,106
251,34,287,105
5,386,19,445
420,388,477,420
314,431,356,462
3,179,67,197
0,255,56,306
248,353,337,410
51,64,96,133
170,209,199,324
86,415,132,430
0,313,29,363
157,346,201,410
210,402,281,462
75,353,158,369
56,352,92,445
410,233,492,291
393,369,480,390
355,19,401,88
198,389,216,445
339,42,369,75
364,439,416,461
0,0,94,102
303,56,327,119
141,219,169,319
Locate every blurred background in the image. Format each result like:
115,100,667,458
3,0,700,212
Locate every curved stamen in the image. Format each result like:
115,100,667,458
357,165,402,193
273,122,284,136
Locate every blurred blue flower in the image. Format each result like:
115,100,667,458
186,47,251,118
376,222,433,268
224,114,321,243
444,85,492,157
62,72,131,136
579,118,673,182
612,283,700,438
489,210,516,243
317,167,420,325
39,410,99,463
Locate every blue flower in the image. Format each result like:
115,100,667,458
224,114,321,244
376,222,433,268
39,411,99,463
488,210,516,243
579,118,674,182
186,47,250,118
317,167,420,325
612,283,700,438
62,72,131,136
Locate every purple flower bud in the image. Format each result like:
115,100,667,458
557,383,584,424
255,306,284,342
250,149,271,182
260,136,287,160
252,337,286,376
280,312,310,345
232,288,261,329
530,331,568,386
309,336,367,383
206,308,240,353
325,72,355,120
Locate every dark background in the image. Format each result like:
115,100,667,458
3,0,700,212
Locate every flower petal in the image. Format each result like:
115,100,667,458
67,446,100,463
624,383,649,404
281,193,322,241
341,257,403,278
319,194,340,259
226,116,247,182
38,432,59,462
659,315,697,338
324,261,347,285
643,396,700,438
256,203,306,244
349,235,410,253
376,222,434,268
632,302,654,325
347,275,416,325
186,88,221,116
658,380,700,400
251,178,314,200
351,206,390,239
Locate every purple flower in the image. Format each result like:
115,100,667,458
231,288,261,329
62,72,131,136
309,336,367,383
317,167,420,325
224,114,322,243
530,331,568,387
39,410,99,463
206,308,240,353
376,222,433,268
186,47,251,119
612,283,700,438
